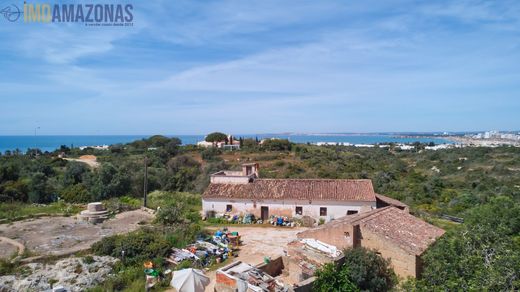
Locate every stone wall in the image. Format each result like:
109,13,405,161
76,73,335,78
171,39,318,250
358,227,417,278
256,256,285,277
296,222,420,279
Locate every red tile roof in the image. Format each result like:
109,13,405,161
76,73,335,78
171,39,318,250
375,193,409,209
202,179,376,202
302,207,445,255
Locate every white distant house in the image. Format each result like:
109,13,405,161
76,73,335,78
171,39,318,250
202,163,407,222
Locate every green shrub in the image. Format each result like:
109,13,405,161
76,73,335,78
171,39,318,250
91,229,170,265
314,248,396,292
82,255,95,265
60,184,90,203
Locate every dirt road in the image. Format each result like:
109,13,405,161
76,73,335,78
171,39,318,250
64,156,100,168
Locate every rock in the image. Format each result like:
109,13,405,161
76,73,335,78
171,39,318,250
0,256,118,292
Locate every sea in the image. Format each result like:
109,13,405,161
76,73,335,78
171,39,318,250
0,134,452,153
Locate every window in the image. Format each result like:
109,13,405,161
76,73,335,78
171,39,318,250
295,206,303,215
226,204,232,212
320,207,327,216
347,210,358,215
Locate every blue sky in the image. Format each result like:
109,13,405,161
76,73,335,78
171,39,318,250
0,0,519,135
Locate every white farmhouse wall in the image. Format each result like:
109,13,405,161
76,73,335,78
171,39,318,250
210,176,251,184
202,198,376,222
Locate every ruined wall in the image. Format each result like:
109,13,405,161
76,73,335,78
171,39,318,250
296,222,355,249
256,256,285,277
215,271,238,292
359,227,418,278
202,198,375,222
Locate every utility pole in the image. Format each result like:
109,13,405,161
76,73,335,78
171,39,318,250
143,155,148,208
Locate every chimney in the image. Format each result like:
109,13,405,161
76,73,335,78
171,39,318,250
242,163,259,178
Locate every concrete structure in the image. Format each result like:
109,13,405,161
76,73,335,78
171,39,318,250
202,163,377,222
78,202,109,224
294,207,445,279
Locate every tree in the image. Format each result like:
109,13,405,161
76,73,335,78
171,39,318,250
63,162,89,186
261,139,292,151
343,247,396,291
28,172,54,203
314,248,396,292
85,163,130,200
416,196,520,291
314,263,359,292
147,135,171,147
162,156,201,191
205,132,228,145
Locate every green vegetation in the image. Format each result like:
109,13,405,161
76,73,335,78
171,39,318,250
1,135,520,290
314,247,396,292
412,196,520,291
204,132,228,144
0,201,82,221
89,193,204,291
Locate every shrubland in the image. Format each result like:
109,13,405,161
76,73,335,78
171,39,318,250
1,136,520,290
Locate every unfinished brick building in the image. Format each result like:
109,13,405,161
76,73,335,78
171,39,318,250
292,206,445,279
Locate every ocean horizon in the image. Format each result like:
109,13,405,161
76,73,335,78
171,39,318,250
0,134,452,153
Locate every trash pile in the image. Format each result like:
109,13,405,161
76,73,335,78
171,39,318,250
217,261,290,292
301,238,341,258
211,213,301,227
166,228,241,268
214,213,264,224
144,261,162,289
269,215,297,227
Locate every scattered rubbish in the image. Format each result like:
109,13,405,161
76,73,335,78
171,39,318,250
217,261,290,292
301,238,341,257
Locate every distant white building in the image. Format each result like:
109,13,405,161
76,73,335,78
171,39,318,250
197,134,240,150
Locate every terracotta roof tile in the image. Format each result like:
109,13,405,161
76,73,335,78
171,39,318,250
375,193,409,208
305,207,445,255
202,179,376,202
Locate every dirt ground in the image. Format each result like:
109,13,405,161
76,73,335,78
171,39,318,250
64,156,100,168
0,241,18,258
202,225,308,291
0,209,154,258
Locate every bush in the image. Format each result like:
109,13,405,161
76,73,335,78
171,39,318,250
91,229,170,265
261,139,292,151
314,263,359,292
201,148,222,161
314,248,396,292
60,184,90,203
343,247,396,291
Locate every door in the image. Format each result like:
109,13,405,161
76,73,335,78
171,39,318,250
261,206,269,221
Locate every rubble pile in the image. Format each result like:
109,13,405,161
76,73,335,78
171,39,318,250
0,256,118,292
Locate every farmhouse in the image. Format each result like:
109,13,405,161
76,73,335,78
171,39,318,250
202,163,403,222
292,206,445,279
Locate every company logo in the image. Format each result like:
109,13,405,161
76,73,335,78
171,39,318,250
1,4,22,22
2,2,134,27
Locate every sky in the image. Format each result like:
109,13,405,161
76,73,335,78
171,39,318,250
0,0,519,135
